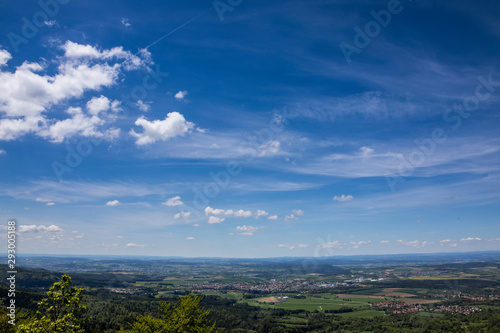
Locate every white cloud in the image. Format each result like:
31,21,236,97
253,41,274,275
174,212,191,219
136,100,150,112
121,18,131,27
36,198,52,202
19,224,62,233
186,236,195,240
174,90,188,100
439,239,458,247
460,237,482,242
360,146,374,157
233,225,260,236
333,194,354,202
39,106,116,143
234,209,252,218
116,236,124,239
61,41,145,67
319,240,344,249
125,243,145,247
396,240,432,248
105,200,120,206
86,95,120,116
268,215,278,220
298,244,310,248
279,244,294,250
162,196,183,207
205,206,256,218
130,112,195,145
46,202,55,206
380,240,390,244
208,216,225,224
0,49,12,66
284,210,303,222
0,42,149,142
205,206,226,216
44,20,57,27
258,140,280,157
0,149,5,155
254,210,269,219
349,240,369,249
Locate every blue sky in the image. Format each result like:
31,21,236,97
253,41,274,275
0,0,499,257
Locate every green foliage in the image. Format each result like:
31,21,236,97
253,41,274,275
124,294,217,333
0,306,15,333
16,274,87,333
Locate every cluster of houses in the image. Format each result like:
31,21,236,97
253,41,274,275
370,301,483,315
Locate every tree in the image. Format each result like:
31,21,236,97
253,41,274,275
17,274,87,333
125,294,217,333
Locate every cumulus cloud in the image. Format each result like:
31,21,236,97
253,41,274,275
174,212,191,219
46,202,55,206
460,237,482,242
39,106,120,143
234,209,252,218
105,200,120,206
205,206,261,219
397,240,431,248
233,225,259,236
208,216,225,224
130,112,194,145
333,194,354,202
186,236,195,240
162,196,183,207
136,100,150,112
0,49,11,66
0,41,149,142
440,239,458,247
268,215,278,220
205,206,226,216
254,210,269,219
125,243,145,247
174,90,188,100
44,20,57,27
284,210,303,222
86,95,121,116
380,240,390,244
319,240,344,249
19,224,62,233
349,240,370,249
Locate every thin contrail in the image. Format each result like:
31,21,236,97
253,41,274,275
137,8,212,55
